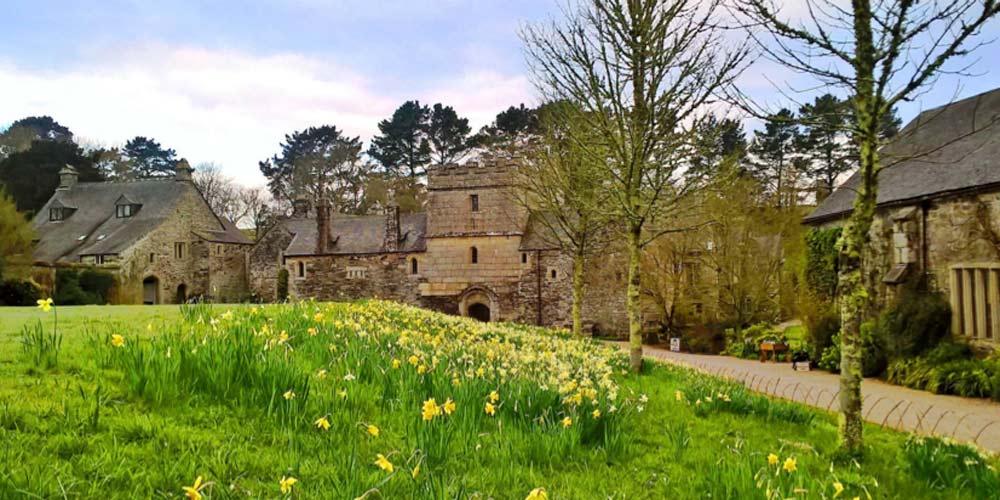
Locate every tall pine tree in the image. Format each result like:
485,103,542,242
750,109,801,208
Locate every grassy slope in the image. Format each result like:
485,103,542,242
0,305,996,499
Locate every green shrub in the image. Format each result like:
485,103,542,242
53,268,117,305
0,279,41,305
816,323,886,376
878,288,951,360
277,268,289,301
803,227,841,300
804,309,839,361
724,323,784,359
886,342,998,398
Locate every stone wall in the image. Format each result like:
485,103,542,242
248,226,293,302
426,162,527,237
286,252,422,304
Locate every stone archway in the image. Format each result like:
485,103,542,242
142,276,159,305
458,286,499,323
176,283,187,304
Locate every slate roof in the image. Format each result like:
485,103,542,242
280,212,427,256
519,212,563,251
804,87,1000,224
31,179,251,263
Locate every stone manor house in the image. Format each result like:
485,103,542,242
805,87,1000,348
31,155,626,332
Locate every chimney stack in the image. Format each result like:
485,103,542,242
292,196,312,218
315,198,331,254
58,165,78,190
384,202,401,252
174,159,194,182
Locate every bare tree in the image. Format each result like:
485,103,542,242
240,186,275,240
522,0,749,371
512,102,612,336
736,0,1000,453
194,163,248,224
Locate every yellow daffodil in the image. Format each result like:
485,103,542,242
592,409,601,419
422,398,441,421
308,327,317,337
314,416,330,430
833,481,844,497
182,475,205,500
283,390,296,400
443,398,456,415
525,487,548,500
392,358,401,369
561,416,572,428
408,355,420,366
411,463,421,479
675,390,683,401
485,402,496,416
767,453,779,466
417,364,427,374
36,298,53,312
338,388,348,399
783,457,797,473
279,476,297,494
367,424,380,437
316,368,328,379
110,334,125,347
489,390,499,403
375,454,394,473
313,312,324,322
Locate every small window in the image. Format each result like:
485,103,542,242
550,269,557,279
215,244,223,256
471,246,479,264
149,253,155,263
470,194,480,212
521,252,528,264
49,208,65,221
297,261,306,278
411,258,419,275
174,242,186,259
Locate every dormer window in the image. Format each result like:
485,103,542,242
116,204,139,218
114,194,141,218
49,207,67,221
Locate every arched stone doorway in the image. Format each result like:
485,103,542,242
458,286,498,323
176,284,187,304
468,303,491,322
142,276,159,305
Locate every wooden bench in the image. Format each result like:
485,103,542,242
759,342,789,363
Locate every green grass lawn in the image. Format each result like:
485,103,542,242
1,303,997,499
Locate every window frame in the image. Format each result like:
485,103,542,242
470,194,480,212
470,246,479,264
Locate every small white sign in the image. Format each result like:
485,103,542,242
669,337,681,352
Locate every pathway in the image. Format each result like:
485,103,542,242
621,343,1000,454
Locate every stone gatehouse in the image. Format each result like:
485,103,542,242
804,87,1000,348
250,156,627,332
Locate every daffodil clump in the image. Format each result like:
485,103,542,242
99,299,633,498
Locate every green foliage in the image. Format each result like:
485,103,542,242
20,320,62,370
803,227,841,300
678,369,815,425
0,188,34,279
0,139,104,214
878,288,951,360
818,323,886,376
903,436,1000,496
804,307,840,361
723,323,783,359
54,268,117,305
277,268,289,301
886,342,999,398
0,278,41,306
121,136,177,177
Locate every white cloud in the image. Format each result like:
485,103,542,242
0,44,532,186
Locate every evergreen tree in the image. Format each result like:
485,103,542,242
7,116,73,143
259,125,369,213
428,103,472,165
0,140,103,214
798,94,851,194
122,136,178,177
367,101,432,178
689,115,747,179
474,104,541,146
749,109,801,207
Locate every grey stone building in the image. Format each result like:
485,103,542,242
804,87,1000,347
250,156,627,333
31,160,252,303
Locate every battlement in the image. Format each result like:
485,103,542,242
427,153,521,191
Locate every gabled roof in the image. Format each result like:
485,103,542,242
804,87,1000,224
31,179,251,263
280,212,427,256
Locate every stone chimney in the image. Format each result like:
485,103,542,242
292,196,312,218
384,202,401,252
174,159,194,182
58,165,78,190
315,198,331,254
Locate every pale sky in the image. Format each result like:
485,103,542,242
2,0,998,187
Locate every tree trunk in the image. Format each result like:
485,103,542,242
838,0,878,455
572,251,585,337
628,224,643,372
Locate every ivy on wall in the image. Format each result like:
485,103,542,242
804,227,842,301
